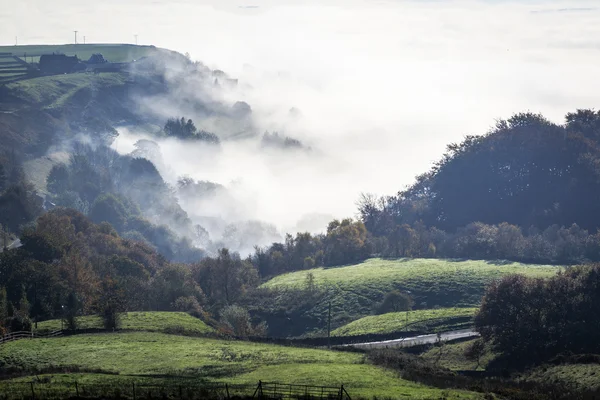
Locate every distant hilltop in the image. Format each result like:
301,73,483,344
0,44,161,84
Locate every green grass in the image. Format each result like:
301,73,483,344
332,307,478,337
260,258,561,334
36,312,214,336
0,332,485,399
0,44,160,64
6,72,128,110
420,339,496,371
520,363,600,391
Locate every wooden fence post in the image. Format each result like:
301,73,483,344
75,381,79,397
30,382,35,400
225,383,230,399
132,382,136,400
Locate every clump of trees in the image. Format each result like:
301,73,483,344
475,264,600,365
0,209,266,335
251,219,371,278
375,290,413,315
164,117,220,145
261,132,305,150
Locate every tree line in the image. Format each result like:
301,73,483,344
0,209,259,336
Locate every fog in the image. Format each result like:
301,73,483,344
3,0,600,242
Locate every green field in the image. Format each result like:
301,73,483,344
332,307,478,337
0,44,160,64
6,72,128,109
0,332,484,399
36,312,214,336
260,258,561,334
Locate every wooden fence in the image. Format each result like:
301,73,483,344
0,381,351,400
0,330,63,345
253,381,351,400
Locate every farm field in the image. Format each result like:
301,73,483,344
36,312,214,336
332,307,478,337
0,332,485,399
0,44,161,64
260,258,561,334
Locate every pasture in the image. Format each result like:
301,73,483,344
260,258,561,334
6,72,128,110
0,332,485,399
332,307,478,337
36,311,214,336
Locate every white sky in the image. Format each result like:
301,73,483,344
2,0,600,235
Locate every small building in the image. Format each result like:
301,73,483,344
39,53,80,74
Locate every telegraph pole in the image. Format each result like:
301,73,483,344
74,30,78,44
327,301,331,349
83,36,86,44
134,34,138,45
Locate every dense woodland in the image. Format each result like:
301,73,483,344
2,99,600,366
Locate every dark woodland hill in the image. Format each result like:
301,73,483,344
364,111,600,234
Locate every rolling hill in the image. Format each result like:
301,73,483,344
257,258,561,337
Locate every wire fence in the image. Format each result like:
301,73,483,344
0,381,351,400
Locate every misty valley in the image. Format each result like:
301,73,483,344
1,2,600,399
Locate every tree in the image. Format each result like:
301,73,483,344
63,291,80,330
220,305,267,337
46,164,71,195
0,287,7,327
324,219,370,266
464,338,486,370
376,291,413,314
193,249,258,307
0,181,44,233
89,193,128,231
97,276,127,330
0,162,6,193
305,272,316,292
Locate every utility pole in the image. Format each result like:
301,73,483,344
74,30,78,44
134,34,138,45
83,36,86,44
327,301,331,349
15,36,17,46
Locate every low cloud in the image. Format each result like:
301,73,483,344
5,0,600,247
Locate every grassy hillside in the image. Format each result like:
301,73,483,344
0,332,484,399
0,44,160,64
332,307,477,337
259,258,561,336
36,312,214,335
6,72,128,110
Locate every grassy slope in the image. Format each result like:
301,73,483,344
420,339,496,371
521,364,600,391
0,44,159,64
0,332,483,399
6,72,128,110
332,307,478,337
260,258,560,333
420,339,600,391
36,312,214,335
